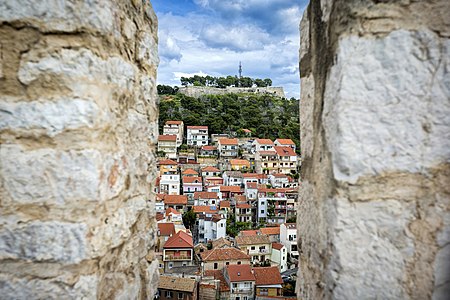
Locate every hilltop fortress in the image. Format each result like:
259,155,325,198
178,85,286,98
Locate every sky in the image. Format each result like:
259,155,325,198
151,0,309,99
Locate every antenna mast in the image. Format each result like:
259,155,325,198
238,61,242,87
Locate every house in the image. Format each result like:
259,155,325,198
255,150,278,174
193,191,220,206
235,235,272,265
163,231,194,271
199,145,218,157
252,139,274,152
273,146,298,175
203,270,230,299
280,223,298,260
253,266,284,298
160,172,180,195
187,126,208,147
222,171,244,187
274,138,296,152
270,242,288,272
229,159,250,171
182,168,199,177
211,237,232,249
200,247,250,272
244,182,258,200
158,135,178,159
156,194,165,214
201,166,221,177
204,176,224,187
158,275,197,300
158,159,178,176
269,173,291,188
165,207,182,223
211,133,229,145
217,138,239,158
182,176,203,198
235,202,252,223
196,214,226,244
260,227,280,242
163,120,184,147
219,185,243,200
163,194,188,213
157,222,176,252
224,264,256,300
219,200,231,216
257,188,288,226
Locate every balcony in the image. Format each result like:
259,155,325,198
164,255,192,261
232,288,253,294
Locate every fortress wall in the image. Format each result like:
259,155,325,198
0,1,160,298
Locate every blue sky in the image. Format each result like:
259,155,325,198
152,0,309,99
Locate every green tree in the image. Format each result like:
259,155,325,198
182,210,196,230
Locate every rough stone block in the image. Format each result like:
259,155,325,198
0,221,87,263
323,30,450,183
1,145,102,205
0,0,114,33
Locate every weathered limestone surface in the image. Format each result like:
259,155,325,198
0,0,159,299
298,1,450,299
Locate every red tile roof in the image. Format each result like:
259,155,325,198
255,139,274,145
164,230,193,248
235,234,271,245
159,159,178,165
202,166,220,172
163,195,188,205
243,173,259,178
272,242,284,251
183,176,202,184
240,230,259,236
193,205,218,214
158,223,176,236
230,159,250,165
201,145,217,151
158,134,177,141
204,270,230,292
260,227,280,235
200,247,250,261
275,138,295,145
226,265,255,282
246,182,258,189
219,200,231,208
236,203,251,209
273,173,288,178
220,186,242,193
165,207,181,216
242,129,252,133
182,168,199,175
253,266,283,285
274,146,296,157
219,138,238,145
194,191,219,199
258,150,277,156
187,126,208,130
156,212,165,222
166,120,183,125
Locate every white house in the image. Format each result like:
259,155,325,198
222,171,244,187
217,138,238,158
257,188,288,226
270,242,288,272
158,135,177,159
187,126,208,147
193,191,220,206
274,138,296,152
160,173,180,195
252,138,274,152
280,223,298,259
224,265,255,300
163,120,184,147
196,214,226,243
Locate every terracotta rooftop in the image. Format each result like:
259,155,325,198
284,223,297,229
275,138,295,145
187,125,208,129
194,191,219,199
165,120,183,125
165,207,181,216
230,159,250,165
235,195,247,202
240,230,260,236
211,237,232,249
226,264,255,282
204,270,230,292
255,138,274,145
258,150,277,156
164,230,193,248
219,200,231,208
235,234,271,246
158,275,196,293
202,166,220,172
193,205,218,214
156,212,165,222
163,195,188,205
220,186,242,193
200,247,249,261
201,145,217,151
182,168,199,175
183,176,202,184
236,203,251,209
158,159,178,165
274,146,296,157
260,227,280,235
246,182,258,189
253,266,283,286
273,173,289,178
158,223,175,236
272,242,284,251
158,134,177,141
242,129,252,133
218,138,238,145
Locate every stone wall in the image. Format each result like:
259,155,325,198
0,1,159,299
298,1,450,299
178,86,286,98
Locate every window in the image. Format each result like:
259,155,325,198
237,261,241,265
251,246,255,250
233,283,238,288
261,201,265,205
220,223,224,227
261,210,264,214
166,291,173,298
178,292,183,299
214,263,218,269
226,262,229,265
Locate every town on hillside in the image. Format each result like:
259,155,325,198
155,120,300,299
